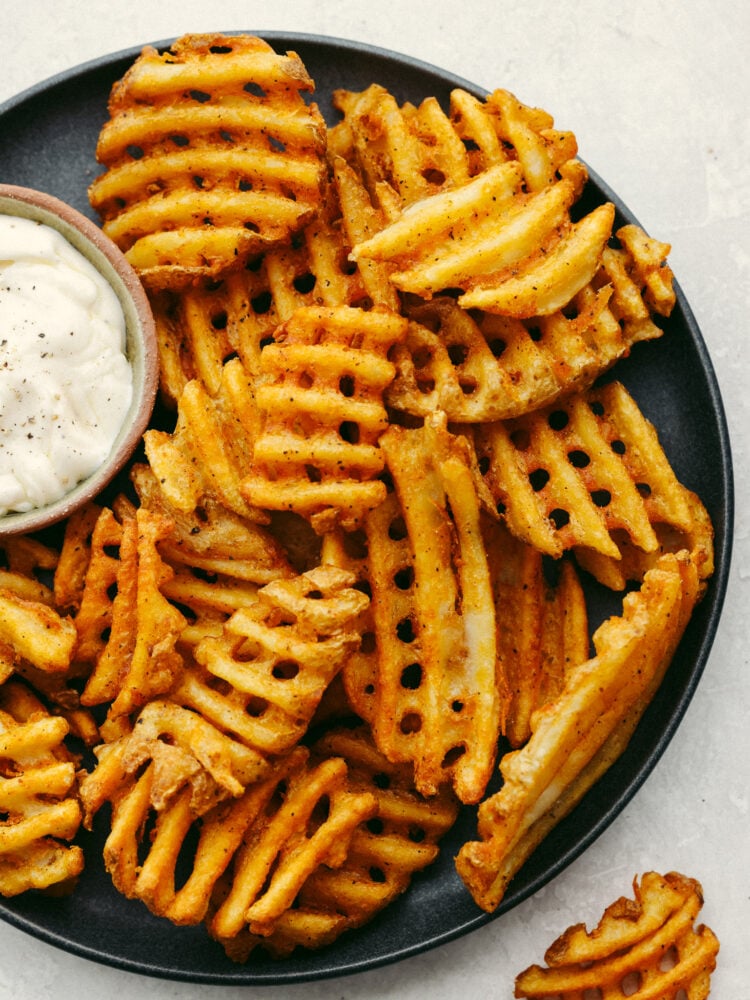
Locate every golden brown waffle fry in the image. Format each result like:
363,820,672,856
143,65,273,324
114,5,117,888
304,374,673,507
89,33,327,289
365,415,499,804
386,228,671,423
53,503,102,613
150,171,377,404
0,681,83,896
320,527,378,724
144,357,266,523
351,164,613,317
333,82,611,316
209,748,377,940
483,520,589,748
79,700,270,907
131,463,292,585
80,507,186,720
456,551,700,913
182,566,369,754
331,84,579,206
514,871,719,999
0,587,76,674
299,726,460,928
473,380,709,584
241,304,408,533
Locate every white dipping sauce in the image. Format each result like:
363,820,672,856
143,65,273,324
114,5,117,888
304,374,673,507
0,214,133,515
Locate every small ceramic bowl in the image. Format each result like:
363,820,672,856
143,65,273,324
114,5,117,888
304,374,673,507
0,184,158,537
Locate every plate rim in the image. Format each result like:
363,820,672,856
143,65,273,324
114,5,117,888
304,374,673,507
0,30,735,986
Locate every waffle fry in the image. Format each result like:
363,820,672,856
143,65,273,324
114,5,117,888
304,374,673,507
365,415,499,804
144,357,266,523
209,748,377,941
131,463,292,585
89,33,327,288
514,871,719,999
386,228,670,424
79,699,270,906
0,681,83,896
183,566,369,755
484,520,589,748
241,304,408,532
298,726,460,929
473,380,711,586
333,82,613,316
79,507,186,720
151,171,377,404
456,551,700,913
0,587,76,674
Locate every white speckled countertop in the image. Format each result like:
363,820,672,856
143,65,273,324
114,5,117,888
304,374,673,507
2,1,748,996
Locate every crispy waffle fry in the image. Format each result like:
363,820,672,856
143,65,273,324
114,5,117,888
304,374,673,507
0,681,83,896
365,415,499,804
181,566,369,755
241,304,408,532
131,463,292,585
514,871,719,999
89,33,327,288
151,171,378,404
386,227,671,423
80,507,186,720
483,520,589,748
298,726,460,929
473,380,711,585
79,700,270,907
0,587,76,674
331,84,579,206
209,747,377,941
456,551,700,912
320,527,378,724
53,503,102,613
144,357,266,523
333,82,612,316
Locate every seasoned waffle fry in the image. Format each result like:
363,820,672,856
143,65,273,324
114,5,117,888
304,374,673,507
151,171,377,404
209,748,377,940
484,520,589,748
241,304,408,532
299,726,460,928
0,681,83,896
331,84,579,206
387,228,670,424
473,381,708,584
320,527,378,724
89,34,327,288
79,701,270,907
144,357,266,523
365,415,499,804
183,566,369,754
514,871,719,999
334,82,612,316
0,587,76,674
80,507,186,719
131,463,292,585
53,503,102,613
456,551,700,912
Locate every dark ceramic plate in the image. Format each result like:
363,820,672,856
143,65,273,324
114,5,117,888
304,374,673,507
0,33,733,986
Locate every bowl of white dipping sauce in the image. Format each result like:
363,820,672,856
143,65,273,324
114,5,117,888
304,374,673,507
0,184,158,535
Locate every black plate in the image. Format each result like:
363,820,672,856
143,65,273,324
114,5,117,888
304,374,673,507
0,32,733,986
